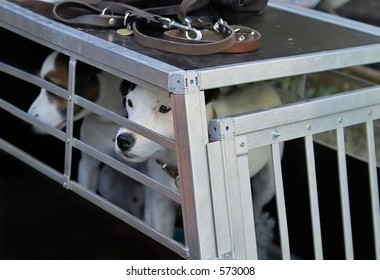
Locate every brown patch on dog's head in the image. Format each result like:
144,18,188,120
43,53,69,88
80,75,100,100
43,52,100,116
41,53,69,116
74,75,100,115
45,92,67,116
75,58,100,102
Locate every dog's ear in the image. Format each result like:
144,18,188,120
204,88,221,105
74,59,101,97
120,80,136,109
119,80,136,96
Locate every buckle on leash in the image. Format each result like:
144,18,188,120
157,17,202,40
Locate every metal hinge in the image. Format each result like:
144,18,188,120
168,71,200,94
208,118,236,141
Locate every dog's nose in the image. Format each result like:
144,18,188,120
116,133,135,151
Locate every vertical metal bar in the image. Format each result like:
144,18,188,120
234,136,258,259
171,91,217,260
304,135,324,259
366,120,380,259
272,142,291,259
207,137,258,260
63,57,76,189
336,127,354,259
207,141,234,258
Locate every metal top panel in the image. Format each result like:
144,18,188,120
2,0,380,90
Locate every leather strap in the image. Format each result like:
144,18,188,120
53,1,124,28
133,20,242,55
52,0,199,28
162,25,261,53
155,158,180,187
223,25,261,53
53,1,174,28
52,0,261,55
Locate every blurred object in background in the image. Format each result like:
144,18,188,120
278,0,321,8
334,0,380,26
316,0,350,11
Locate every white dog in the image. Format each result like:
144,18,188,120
28,51,144,217
115,83,283,242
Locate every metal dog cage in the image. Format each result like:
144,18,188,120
1,0,380,259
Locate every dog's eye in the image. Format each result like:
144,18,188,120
159,105,171,114
127,99,133,108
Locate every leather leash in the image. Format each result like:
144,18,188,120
52,0,261,55
155,158,180,187
133,20,239,55
53,1,177,28
162,25,261,54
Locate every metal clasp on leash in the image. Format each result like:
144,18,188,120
124,12,132,30
213,18,233,37
157,16,202,40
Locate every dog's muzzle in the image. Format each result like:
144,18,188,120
116,133,135,152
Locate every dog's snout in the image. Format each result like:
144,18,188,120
116,133,135,151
